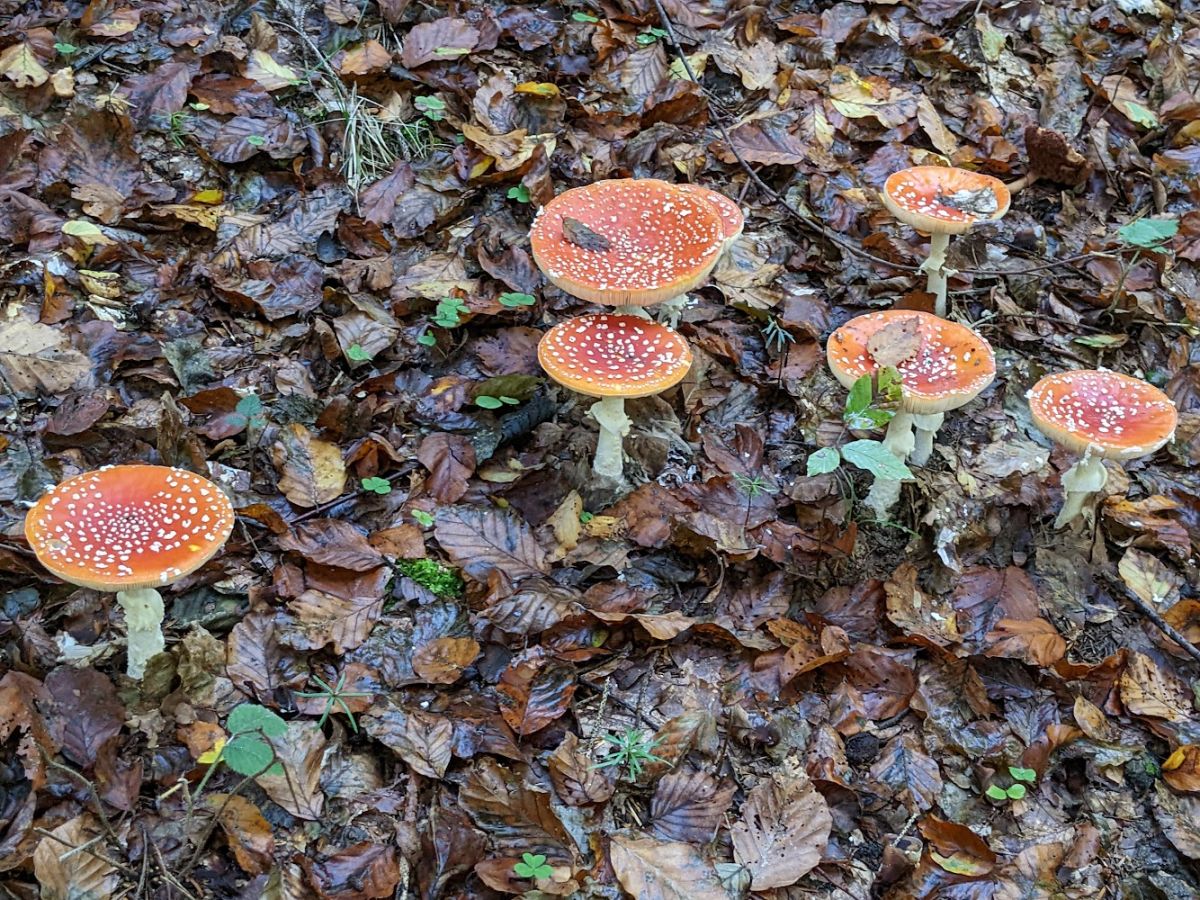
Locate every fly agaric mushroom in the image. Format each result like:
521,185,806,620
882,166,1011,318
25,465,235,678
672,182,745,249
827,310,996,514
529,179,726,316
1028,370,1177,528
538,313,692,479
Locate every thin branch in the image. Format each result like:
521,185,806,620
1114,581,1200,666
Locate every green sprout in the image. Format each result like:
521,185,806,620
361,476,391,494
411,509,434,528
636,26,668,44
246,134,266,147
986,765,1036,802
762,317,795,354
513,853,553,880
475,395,520,409
571,11,600,23
396,558,464,598
805,369,912,483
414,95,446,122
346,343,373,362
498,291,536,307
295,672,373,733
507,185,531,204
593,728,663,780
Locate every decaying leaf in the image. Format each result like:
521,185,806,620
609,832,728,900
0,319,93,398
730,771,832,889
650,770,734,844
497,651,576,735
32,816,119,900
549,732,616,806
273,424,347,508
208,794,275,875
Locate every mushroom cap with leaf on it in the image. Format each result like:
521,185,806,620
25,465,235,677
1027,370,1176,528
826,310,996,416
882,166,1011,236
529,179,727,307
1028,370,1177,461
538,313,692,479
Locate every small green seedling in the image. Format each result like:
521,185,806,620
762,317,795,354
475,395,520,409
245,134,266,147
571,11,600,23
361,476,391,494
513,853,553,880
732,473,776,499
230,394,266,431
805,369,912,483
594,728,663,780
507,185,531,204
498,291,536,307
346,343,373,362
415,95,446,122
396,558,464,598
579,510,594,524
55,42,78,55
220,704,287,776
636,26,668,44
411,509,434,528
1118,218,1178,250
432,297,469,328
986,765,1036,802
295,672,373,733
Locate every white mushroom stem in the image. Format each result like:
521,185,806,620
1055,453,1108,529
865,477,904,519
116,587,165,679
909,413,946,467
614,304,652,320
654,294,690,328
590,396,632,479
882,411,917,460
921,232,952,318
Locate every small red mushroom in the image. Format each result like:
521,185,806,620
529,179,726,315
827,310,996,514
882,166,1011,318
538,314,693,479
24,465,235,678
1028,370,1177,528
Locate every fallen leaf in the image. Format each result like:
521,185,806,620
458,757,575,863
731,771,832,889
45,668,123,769
417,433,477,503
0,319,93,399
244,50,300,91
400,18,480,68
919,816,997,877
412,636,480,684
1154,782,1200,859
32,816,119,900
273,424,347,508
867,316,923,367
650,770,734,844
549,732,616,806
497,651,576,735
1119,651,1192,723
285,589,384,655
984,617,1066,666
561,216,612,252
208,794,275,875
1163,745,1200,793
82,0,140,37
363,699,453,777
307,842,399,899
869,733,943,812
338,40,392,76
434,505,548,582
0,42,49,88
258,721,327,819
609,832,728,900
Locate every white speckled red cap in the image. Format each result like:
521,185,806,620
529,179,726,306
882,166,1011,236
826,310,996,414
538,314,693,399
1028,370,1177,460
25,465,235,591
672,183,745,243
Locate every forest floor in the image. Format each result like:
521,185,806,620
1,0,1199,898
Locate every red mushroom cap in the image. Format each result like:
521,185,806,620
538,313,693,399
672,183,745,244
25,465,235,592
826,310,996,414
529,179,726,306
882,166,1011,236
1027,370,1177,460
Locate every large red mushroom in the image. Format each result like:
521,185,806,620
25,465,235,678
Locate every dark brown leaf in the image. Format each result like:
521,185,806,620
45,668,122,769
561,216,612,253
650,770,734,843
400,18,480,68
482,581,587,634
417,433,476,504
497,651,576,735
363,699,453,777
434,505,547,582
278,520,384,572
359,160,415,226
411,637,480,685
458,757,575,862
307,842,399,900
868,733,943,812
919,816,997,877
549,732,616,806
226,612,308,698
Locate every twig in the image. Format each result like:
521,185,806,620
42,753,120,844
649,0,1101,282
32,828,132,876
1115,581,1200,666
185,770,258,873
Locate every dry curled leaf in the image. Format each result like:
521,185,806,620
208,794,275,876
650,770,734,844
867,317,922,367
273,424,347,508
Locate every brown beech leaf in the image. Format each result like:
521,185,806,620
362,700,452,777
715,117,807,165
338,40,391,76
32,815,119,900
226,612,307,697
273,424,347,508
417,433,476,503
359,160,415,225
284,589,384,655
45,667,123,769
549,732,616,806
257,721,327,820
307,842,399,900
1161,600,1200,654
841,648,915,720
885,562,961,647
650,770,734,844
868,733,943,812
208,794,275,876
1119,651,1192,723
731,771,832,890
867,317,922,367
919,816,997,877
1163,745,1200,793
82,0,139,36
400,17,480,68
609,832,728,900
952,566,1040,645
561,216,611,252
458,758,575,862
1154,782,1200,860
643,711,719,779
412,637,480,685
497,651,576,735
278,520,384,571
482,581,587,634
434,505,547,582
984,617,1066,666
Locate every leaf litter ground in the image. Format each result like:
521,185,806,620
1,1,1199,899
